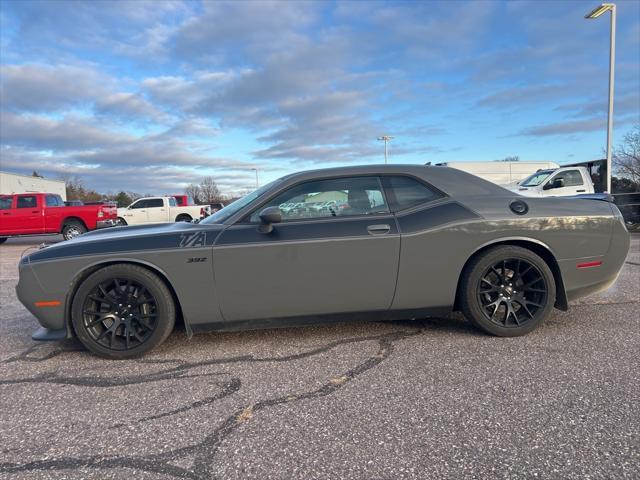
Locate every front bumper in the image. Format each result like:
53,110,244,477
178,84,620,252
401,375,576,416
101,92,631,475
16,260,70,340
96,219,117,229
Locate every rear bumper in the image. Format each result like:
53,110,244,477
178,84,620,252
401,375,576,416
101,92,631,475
96,219,117,229
560,219,630,303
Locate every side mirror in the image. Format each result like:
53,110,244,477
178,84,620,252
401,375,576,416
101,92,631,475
258,206,282,234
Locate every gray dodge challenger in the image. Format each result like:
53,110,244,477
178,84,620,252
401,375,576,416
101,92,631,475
16,165,630,358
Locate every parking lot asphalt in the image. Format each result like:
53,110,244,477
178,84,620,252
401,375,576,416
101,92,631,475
0,235,638,479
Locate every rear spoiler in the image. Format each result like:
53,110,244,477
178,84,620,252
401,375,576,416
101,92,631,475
564,193,614,203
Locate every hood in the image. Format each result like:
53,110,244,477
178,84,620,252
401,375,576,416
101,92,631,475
26,222,224,264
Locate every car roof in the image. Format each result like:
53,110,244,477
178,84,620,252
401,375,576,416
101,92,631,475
280,164,510,198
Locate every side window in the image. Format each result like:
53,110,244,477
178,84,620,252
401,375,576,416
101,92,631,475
45,195,61,207
168,198,177,207
554,170,583,187
382,176,442,211
17,195,38,208
147,199,164,208
0,196,12,210
130,199,147,209
248,176,389,222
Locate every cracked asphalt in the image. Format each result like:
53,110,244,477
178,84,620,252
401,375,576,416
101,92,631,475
0,235,638,479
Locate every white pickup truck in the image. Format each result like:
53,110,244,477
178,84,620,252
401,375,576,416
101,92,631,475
116,197,204,226
509,166,595,197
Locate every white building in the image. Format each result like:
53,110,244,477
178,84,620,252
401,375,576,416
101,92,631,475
0,171,67,200
434,161,560,187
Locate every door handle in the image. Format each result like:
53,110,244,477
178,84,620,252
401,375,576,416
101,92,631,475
367,224,391,235
576,189,586,192
32,210,39,213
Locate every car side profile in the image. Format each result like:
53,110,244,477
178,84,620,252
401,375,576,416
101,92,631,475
17,165,630,358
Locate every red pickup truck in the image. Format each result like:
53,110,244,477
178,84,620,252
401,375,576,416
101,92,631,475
0,193,117,243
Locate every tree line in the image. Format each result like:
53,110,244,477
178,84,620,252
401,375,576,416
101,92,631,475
58,175,225,207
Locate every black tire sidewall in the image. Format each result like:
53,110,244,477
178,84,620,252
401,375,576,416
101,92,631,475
71,265,175,359
461,246,556,337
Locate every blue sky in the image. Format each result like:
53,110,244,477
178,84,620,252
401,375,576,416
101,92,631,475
1,0,639,195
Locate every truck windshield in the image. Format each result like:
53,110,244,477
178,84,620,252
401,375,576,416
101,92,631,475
521,170,553,187
200,179,282,224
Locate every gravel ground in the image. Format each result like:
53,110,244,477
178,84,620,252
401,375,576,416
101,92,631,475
0,235,638,479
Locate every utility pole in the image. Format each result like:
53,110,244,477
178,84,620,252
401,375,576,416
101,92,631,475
377,135,394,164
251,168,259,189
585,3,616,193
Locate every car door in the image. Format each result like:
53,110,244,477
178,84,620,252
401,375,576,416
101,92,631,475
213,176,401,322
0,195,17,234
542,169,586,196
43,194,64,232
145,198,167,223
123,199,149,224
9,195,44,234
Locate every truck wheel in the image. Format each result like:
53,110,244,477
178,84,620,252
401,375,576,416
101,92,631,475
0,237,7,245
62,220,87,240
459,246,556,337
175,214,192,222
71,264,175,359
116,217,128,226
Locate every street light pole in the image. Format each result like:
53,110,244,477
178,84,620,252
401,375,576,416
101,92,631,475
377,135,394,164
251,168,259,189
585,3,616,193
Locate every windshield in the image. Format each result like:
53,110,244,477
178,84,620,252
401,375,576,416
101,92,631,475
200,179,282,224
520,170,553,187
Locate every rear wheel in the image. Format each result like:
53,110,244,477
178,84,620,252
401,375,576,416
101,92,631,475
62,220,87,240
71,264,175,359
175,214,192,222
460,246,556,336
0,237,7,244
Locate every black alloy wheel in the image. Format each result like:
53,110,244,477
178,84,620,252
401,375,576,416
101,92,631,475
477,258,547,327
81,277,158,350
460,245,556,337
72,264,175,358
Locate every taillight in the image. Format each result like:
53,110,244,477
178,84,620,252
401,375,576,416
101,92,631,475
97,208,104,218
200,207,205,216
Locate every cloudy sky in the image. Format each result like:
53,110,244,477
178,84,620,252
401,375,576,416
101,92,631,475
1,0,639,196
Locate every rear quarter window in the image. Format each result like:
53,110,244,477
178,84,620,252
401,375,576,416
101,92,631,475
382,176,442,211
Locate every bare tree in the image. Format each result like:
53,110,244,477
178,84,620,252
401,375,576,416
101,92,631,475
613,124,640,185
199,176,221,204
496,156,520,162
184,183,202,204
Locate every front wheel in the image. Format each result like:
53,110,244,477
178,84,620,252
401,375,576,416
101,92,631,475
0,237,7,245
71,264,176,359
459,246,556,337
116,217,128,226
62,220,87,240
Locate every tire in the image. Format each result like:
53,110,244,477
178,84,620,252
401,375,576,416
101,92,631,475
62,220,87,240
0,237,7,244
116,217,128,226
459,246,556,337
71,264,176,359
175,214,192,222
